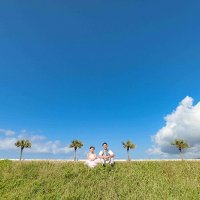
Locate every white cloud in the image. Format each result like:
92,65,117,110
0,129,72,155
28,139,72,154
30,135,46,142
149,96,200,158
0,137,17,150
0,129,15,136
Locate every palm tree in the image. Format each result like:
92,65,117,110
69,140,83,161
122,140,136,161
171,139,189,160
15,139,32,160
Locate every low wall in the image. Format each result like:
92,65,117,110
1,159,200,162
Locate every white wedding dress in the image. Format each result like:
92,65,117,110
85,153,99,168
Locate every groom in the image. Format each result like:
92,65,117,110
98,142,115,166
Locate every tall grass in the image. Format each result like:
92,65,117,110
0,160,200,199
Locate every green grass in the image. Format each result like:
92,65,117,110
0,160,200,200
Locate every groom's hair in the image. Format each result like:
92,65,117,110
102,142,107,146
90,146,95,149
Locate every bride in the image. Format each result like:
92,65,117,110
85,146,99,168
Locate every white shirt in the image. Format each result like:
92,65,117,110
99,149,114,156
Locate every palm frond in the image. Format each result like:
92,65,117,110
69,140,83,149
122,140,136,149
15,139,31,148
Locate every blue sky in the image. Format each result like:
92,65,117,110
1,1,200,159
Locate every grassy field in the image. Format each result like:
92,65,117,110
0,160,200,200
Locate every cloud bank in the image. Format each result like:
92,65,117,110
0,129,15,136
0,129,72,154
149,96,200,158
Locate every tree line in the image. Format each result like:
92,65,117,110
14,139,189,161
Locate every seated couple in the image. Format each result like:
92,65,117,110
85,142,115,168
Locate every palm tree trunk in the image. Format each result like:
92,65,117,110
127,148,130,161
74,149,76,161
20,147,23,161
179,149,183,160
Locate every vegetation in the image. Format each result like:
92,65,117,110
122,140,136,161
15,140,32,160
69,140,83,161
171,139,189,159
1,160,200,200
